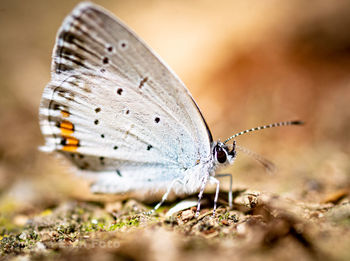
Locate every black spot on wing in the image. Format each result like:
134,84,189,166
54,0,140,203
106,45,114,52
139,77,148,89
119,40,128,50
80,162,90,170
99,157,105,165
60,138,67,146
51,103,61,111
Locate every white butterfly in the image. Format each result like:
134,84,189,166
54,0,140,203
39,2,302,216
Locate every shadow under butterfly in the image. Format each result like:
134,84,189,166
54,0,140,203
39,2,303,217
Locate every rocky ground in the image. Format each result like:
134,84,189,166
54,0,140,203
1,187,349,261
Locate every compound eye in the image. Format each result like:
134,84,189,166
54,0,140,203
216,148,227,163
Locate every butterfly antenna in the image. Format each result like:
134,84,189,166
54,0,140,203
236,145,276,173
223,120,304,144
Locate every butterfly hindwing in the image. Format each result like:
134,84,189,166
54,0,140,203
39,2,212,193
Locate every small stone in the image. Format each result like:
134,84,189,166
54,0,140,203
19,232,27,240
181,209,195,221
105,201,123,213
36,242,46,250
124,199,147,212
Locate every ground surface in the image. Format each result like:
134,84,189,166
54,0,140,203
1,186,349,261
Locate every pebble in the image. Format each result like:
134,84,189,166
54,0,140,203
181,209,195,221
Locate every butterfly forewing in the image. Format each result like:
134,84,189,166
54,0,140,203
39,2,212,193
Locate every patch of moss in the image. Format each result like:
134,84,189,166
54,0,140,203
107,216,140,231
0,229,40,255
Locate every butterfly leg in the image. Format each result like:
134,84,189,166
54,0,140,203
153,178,182,212
215,173,233,207
195,174,209,217
209,176,220,216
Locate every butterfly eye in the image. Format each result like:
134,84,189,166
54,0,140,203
215,146,227,163
216,150,227,163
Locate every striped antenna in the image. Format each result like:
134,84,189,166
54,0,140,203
223,120,304,144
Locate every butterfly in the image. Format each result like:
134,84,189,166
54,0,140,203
39,2,303,216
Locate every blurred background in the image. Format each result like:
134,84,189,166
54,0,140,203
0,0,349,216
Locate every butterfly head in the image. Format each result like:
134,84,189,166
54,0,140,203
211,120,304,167
212,140,236,166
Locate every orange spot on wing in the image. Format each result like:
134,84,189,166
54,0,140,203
60,120,73,130
60,120,74,135
61,128,73,136
58,119,78,152
61,137,79,152
65,137,79,145
62,145,78,152
61,110,70,118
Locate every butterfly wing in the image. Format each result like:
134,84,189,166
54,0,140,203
39,2,213,194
